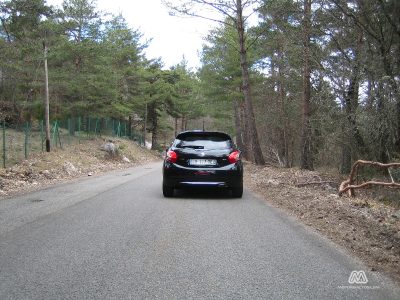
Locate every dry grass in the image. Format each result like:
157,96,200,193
0,137,161,197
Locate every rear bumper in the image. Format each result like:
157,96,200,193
163,161,243,189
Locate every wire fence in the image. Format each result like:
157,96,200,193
1,117,144,168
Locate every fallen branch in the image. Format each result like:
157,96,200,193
339,179,351,196
339,181,400,195
339,160,400,197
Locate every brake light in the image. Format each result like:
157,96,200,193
228,150,240,164
166,150,178,163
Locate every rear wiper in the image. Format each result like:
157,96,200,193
180,145,204,149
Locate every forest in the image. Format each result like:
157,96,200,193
0,0,399,173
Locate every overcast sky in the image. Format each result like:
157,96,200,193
47,0,215,69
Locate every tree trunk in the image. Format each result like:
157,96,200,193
300,0,313,170
239,100,249,158
43,41,51,152
376,82,389,163
181,116,185,132
174,117,178,137
380,45,400,153
365,74,374,111
236,0,264,165
150,104,159,150
396,99,400,152
341,29,365,173
340,131,352,174
143,103,147,147
234,99,245,152
128,115,132,138
277,46,289,167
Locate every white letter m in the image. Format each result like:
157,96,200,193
348,271,368,284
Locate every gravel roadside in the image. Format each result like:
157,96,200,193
244,162,400,283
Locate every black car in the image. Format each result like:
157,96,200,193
162,130,243,198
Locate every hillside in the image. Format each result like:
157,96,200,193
0,137,161,198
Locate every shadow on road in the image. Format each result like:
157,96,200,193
172,187,242,200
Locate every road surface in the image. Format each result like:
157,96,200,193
0,162,399,299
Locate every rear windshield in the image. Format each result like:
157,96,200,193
174,135,232,150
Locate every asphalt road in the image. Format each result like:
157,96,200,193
0,162,399,299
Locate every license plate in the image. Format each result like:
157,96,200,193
189,159,217,166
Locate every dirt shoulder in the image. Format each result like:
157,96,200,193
244,162,400,283
0,138,161,198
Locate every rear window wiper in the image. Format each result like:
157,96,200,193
179,145,204,149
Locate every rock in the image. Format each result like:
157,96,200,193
88,172,93,176
101,142,119,156
40,170,52,179
63,161,77,175
267,179,279,185
391,210,400,219
122,156,131,163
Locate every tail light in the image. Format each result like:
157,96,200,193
166,150,178,163
228,150,241,164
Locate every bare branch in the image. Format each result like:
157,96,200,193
329,0,380,42
339,181,400,196
163,0,236,25
377,0,400,37
179,12,233,27
339,160,400,196
245,34,260,52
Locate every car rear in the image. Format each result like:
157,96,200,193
162,131,243,198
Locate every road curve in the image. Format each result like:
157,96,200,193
0,162,399,299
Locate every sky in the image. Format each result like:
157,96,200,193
47,0,215,70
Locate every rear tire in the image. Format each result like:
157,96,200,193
163,184,174,197
231,186,243,198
